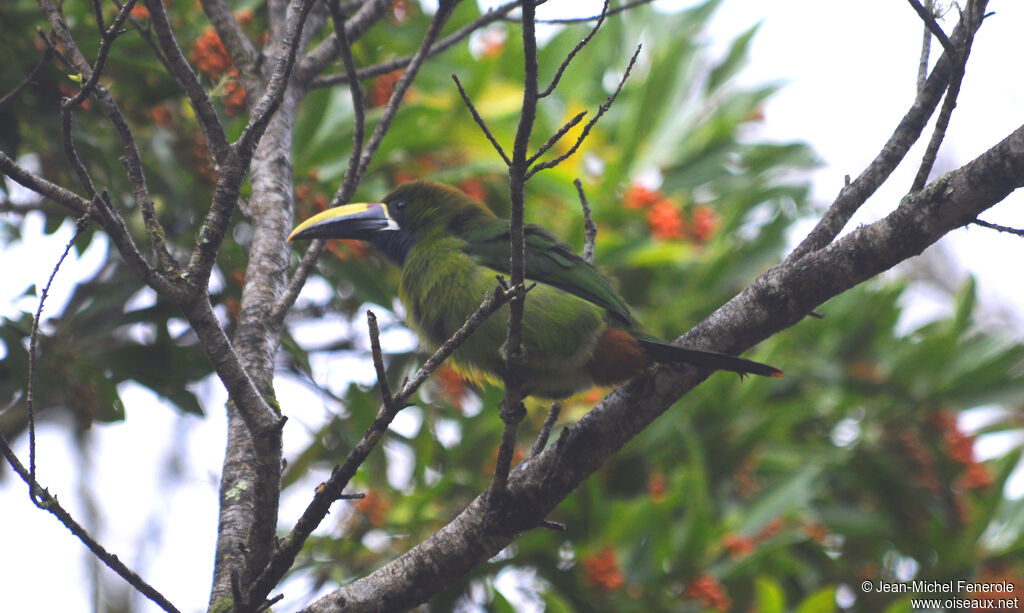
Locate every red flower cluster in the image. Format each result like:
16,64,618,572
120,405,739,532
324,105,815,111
434,364,467,409
933,411,993,491
623,184,719,243
898,429,942,495
647,471,667,503
190,26,246,115
354,491,390,526
583,548,625,591
721,517,785,560
684,574,731,611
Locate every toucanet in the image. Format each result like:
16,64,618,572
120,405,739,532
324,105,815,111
288,180,781,399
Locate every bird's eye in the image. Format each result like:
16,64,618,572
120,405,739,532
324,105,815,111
392,200,409,211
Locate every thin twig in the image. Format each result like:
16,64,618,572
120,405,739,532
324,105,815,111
972,218,1024,237
785,2,987,262
270,0,367,326
0,432,181,613
143,0,230,164
0,47,53,108
506,0,656,24
529,401,561,456
350,1,459,183
539,0,608,98
328,0,368,207
911,3,977,191
916,0,932,92
247,283,516,605
310,0,521,89
366,310,394,409
906,0,957,56
27,211,93,499
574,178,597,264
452,74,512,167
527,43,641,179
526,110,587,166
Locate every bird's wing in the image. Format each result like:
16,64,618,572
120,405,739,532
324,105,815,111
460,221,634,325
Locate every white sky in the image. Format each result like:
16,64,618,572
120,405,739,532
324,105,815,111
3,1,1024,612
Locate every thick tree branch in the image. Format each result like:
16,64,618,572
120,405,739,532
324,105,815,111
269,0,367,327
301,117,1024,613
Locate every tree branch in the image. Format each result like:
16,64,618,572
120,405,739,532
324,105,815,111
199,0,260,75
143,0,231,164
300,116,1024,613
786,0,987,261
310,0,522,89
526,43,641,179
247,283,516,605
492,0,539,502
906,0,956,56
0,432,181,613
911,3,977,191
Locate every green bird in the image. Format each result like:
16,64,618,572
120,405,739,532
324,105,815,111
288,180,781,399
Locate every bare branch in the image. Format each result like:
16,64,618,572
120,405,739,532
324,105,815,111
310,0,522,89
972,218,1024,237
786,1,987,262
911,4,978,191
530,402,562,456
916,1,932,91
539,0,608,98
143,0,230,163
452,74,512,167
0,432,182,613
350,1,460,184
38,0,181,274
366,310,394,409
575,178,597,264
199,0,260,73
235,0,318,162
527,43,641,179
906,0,956,56
247,283,516,605
509,0,657,24
185,0,318,294
26,211,93,499
492,0,540,503
327,0,368,207
526,110,587,167
0,46,53,108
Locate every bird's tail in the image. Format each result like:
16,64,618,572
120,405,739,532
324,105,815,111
637,337,782,378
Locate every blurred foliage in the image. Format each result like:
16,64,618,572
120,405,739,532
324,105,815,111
2,1,1023,612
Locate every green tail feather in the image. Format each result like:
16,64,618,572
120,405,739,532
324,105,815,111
637,338,782,378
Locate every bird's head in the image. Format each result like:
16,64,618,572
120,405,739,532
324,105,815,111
287,180,495,264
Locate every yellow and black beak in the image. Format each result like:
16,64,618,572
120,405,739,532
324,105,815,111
287,202,399,242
